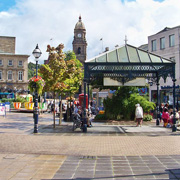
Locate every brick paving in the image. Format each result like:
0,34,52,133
0,112,180,179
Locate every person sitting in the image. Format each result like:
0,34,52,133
161,108,170,127
169,110,179,127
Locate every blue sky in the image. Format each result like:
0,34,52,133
0,0,16,11
0,0,179,63
0,0,165,11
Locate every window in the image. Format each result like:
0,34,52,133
169,34,175,47
160,37,165,49
77,47,81,54
8,71,12,80
8,60,13,66
152,40,157,51
18,71,23,81
0,71,2,80
0,60,2,66
18,60,23,66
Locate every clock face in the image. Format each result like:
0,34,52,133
77,33,82,38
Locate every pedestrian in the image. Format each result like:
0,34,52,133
161,108,170,127
135,104,143,127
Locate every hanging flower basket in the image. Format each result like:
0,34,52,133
28,76,45,95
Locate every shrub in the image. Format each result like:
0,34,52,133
143,114,153,121
94,114,108,121
13,96,26,103
1,98,14,102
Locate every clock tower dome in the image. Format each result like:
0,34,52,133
73,16,87,64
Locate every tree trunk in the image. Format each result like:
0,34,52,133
59,93,62,125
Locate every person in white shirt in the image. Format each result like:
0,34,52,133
135,104,143,127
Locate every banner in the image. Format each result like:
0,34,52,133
138,88,148,95
5,102,11,112
0,103,6,116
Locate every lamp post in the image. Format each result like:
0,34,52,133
32,44,42,133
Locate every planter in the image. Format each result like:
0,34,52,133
13,102,21,109
24,102,34,110
38,102,46,110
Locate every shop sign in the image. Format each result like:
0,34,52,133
161,85,179,89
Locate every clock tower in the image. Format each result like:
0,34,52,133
73,16,87,64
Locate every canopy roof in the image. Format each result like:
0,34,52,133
84,44,175,84
86,44,173,64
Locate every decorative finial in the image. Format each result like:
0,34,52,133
79,14,81,21
124,35,128,45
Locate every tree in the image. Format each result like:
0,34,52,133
28,62,41,79
39,44,67,128
63,51,83,121
103,86,155,120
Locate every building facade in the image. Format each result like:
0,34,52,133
148,26,180,105
72,16,87,64
0,36,29,94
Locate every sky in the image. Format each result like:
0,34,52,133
0,0,180,63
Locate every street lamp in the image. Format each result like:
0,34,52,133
32,44,42,133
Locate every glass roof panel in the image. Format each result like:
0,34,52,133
137,49,151,63
87,58,95,62
108,50,118,62
96,54,106,62
150,54,162,63
162,58,172,63
127,46,140,62
118,46,128,62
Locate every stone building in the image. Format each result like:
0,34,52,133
148,26,180,105
0,36,29,94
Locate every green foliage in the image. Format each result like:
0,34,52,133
1,98,14,103
143,114,153,121
28,62,41,79
127,93,155,119
64,51,83,95
65,51,76,61
94,114,108,121
39,44,67,93
103,87,155,120
103,87,138,120
13,96,26,103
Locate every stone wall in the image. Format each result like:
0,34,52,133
0,36,15,54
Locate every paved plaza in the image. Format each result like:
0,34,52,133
0,112,180,179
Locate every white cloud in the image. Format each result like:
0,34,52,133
0,0,180,63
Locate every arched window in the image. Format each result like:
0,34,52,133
78,47,81,54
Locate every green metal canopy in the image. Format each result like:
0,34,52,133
82,44,177,133
84,44,175,84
